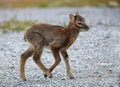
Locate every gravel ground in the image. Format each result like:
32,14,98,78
0,7,120,87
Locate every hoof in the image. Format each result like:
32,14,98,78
44,74,47,78
48,74,53,78
43,73,53,78
70,76,74,79
22,78,26,81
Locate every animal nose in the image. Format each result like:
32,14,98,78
85,25,89,30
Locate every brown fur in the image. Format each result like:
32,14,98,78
20,14,89,81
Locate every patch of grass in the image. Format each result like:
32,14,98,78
38,3,48,8
0,0,119,8
0,16,37,32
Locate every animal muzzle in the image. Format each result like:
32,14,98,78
84,24,89,31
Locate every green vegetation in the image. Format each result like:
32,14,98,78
0,16,36,32
0,0,119,32
0,0,119,8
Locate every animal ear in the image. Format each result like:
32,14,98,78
69,14,75,22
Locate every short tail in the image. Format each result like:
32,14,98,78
24,26,30,41
24,35,27,41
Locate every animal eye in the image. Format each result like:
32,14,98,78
78,23,82,25
76,22,82,28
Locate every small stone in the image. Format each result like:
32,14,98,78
62,77,66,80
98,75,102,77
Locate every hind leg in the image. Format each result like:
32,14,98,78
33,49,52,78
20,47,34,81
29,32,52,78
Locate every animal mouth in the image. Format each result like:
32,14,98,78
80,28,88,31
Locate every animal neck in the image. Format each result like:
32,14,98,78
67,22,80,39
65,23,80,48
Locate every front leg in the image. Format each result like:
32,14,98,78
61,49,74,79
33,49,52,78
44,47,61,78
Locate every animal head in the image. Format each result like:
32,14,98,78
69,13,89,31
